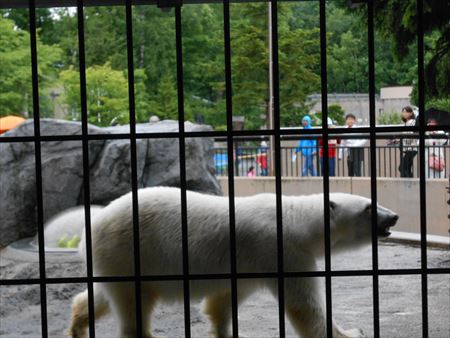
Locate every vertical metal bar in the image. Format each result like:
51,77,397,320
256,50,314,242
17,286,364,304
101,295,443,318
416,0,429,335
174,6,192,338
319,0,333,336
28,2,48,336
417,145,420,178
444,145,447,178
363,148,366,176
337,145,340,177
235,141,239,176
223,2,239,336
76,1,96,337
367,1,380,337
290,148,293,177
125,2,144,336
389,147,390,177
269,0,285,336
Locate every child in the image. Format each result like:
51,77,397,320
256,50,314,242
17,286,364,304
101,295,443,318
247,166,256,177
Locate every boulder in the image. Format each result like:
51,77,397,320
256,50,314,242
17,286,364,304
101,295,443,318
0,119,221,247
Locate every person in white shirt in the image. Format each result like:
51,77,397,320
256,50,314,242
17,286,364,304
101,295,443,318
339,114,367,176
398,106,417,177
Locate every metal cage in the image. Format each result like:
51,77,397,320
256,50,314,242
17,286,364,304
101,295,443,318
0,1,449,337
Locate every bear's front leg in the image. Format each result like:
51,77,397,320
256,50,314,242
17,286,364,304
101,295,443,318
278,278,365,338
333,327,366,338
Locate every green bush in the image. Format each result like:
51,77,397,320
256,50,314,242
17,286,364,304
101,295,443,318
426,97,450,113
377,112,402,125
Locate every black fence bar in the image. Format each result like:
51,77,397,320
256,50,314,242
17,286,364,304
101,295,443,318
3,268,450,287
28,1,48,337
319,1,333,337
125,2,145,336
76,1,96,337
270,0,286,336
416,0,429,336
3,125,450,144
0,0,382,9
367,1,380,337
174,5,192,338
223,1,239,337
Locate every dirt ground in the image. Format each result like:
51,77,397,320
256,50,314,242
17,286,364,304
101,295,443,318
1,240,449,338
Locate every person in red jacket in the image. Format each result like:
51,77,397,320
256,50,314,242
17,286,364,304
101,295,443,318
318,118,340,176
256,141,268,176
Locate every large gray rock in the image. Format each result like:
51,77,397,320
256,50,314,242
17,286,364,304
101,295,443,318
0,119,221,247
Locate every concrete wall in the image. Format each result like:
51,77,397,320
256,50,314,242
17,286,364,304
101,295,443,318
218,177,450,237
307,88,413,124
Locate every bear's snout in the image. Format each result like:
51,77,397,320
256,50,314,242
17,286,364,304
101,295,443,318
378,213,399,237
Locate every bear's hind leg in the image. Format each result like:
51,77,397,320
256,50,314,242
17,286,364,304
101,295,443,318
203,290,233,338
68,284,110,338
104,282,159,338
141,286,161,338
203,287,252,338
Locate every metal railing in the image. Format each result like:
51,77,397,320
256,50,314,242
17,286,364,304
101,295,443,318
214,136,450,179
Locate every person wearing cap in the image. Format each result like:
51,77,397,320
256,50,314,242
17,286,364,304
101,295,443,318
294,116,317,176
256,141,268,176
318,117,340,176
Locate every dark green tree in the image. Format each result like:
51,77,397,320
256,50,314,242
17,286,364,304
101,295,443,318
0,17,62,117
347,0,450,106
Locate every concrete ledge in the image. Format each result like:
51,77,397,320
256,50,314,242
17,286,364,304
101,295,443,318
386,231,450,249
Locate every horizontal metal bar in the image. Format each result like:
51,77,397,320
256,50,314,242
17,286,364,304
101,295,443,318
0,0,351,9
2,268,449,286
1,127,448,143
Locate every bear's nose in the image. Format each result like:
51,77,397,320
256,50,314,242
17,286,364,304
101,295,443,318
386,214,399,228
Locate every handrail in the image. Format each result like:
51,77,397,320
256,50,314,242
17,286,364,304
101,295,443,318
214,143,450,179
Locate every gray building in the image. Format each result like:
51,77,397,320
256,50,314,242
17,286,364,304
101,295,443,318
307,86,413,124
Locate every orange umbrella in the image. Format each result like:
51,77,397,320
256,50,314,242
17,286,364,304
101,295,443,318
0,116,26,134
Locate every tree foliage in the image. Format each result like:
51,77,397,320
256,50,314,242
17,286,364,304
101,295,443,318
59,63,129,126
346,0,450,106
0,17,61,117
314,104,346,126
377,112,402,125
1,2,448,127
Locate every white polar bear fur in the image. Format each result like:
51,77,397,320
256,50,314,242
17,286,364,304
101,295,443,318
69,187,398,338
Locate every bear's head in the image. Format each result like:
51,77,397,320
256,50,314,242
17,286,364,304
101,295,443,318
329,193,399,250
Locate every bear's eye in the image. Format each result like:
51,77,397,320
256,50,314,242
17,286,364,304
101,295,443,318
364,205,372,213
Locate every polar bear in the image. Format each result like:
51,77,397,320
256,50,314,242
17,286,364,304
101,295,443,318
68,187,398,338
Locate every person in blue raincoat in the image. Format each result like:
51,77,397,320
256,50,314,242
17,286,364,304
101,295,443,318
295,115,317,176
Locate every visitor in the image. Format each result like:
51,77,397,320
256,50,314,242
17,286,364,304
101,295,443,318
295,116,317,177
425,118,447,179
398,106,417,178
318,118,340,176
247,166,256,177
339,114,366,176
256,141,268,176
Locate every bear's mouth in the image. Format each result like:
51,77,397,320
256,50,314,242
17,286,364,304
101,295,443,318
378,226,392,237
378,215,399,237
